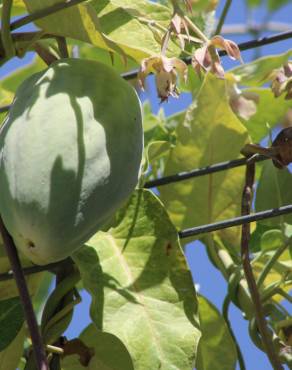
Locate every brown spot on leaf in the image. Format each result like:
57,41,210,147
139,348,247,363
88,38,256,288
165,243,172,256
62,338,94,366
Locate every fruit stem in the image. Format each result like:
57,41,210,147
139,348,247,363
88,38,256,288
0,216,49,370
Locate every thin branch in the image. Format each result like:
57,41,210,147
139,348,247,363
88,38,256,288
215,0,233,35
0,217,48,370
240,161,283,370
221,22,292,35
179,204,292,239
227,30,292,55
144,154,267,188
0,259,71,282
9,0,88,31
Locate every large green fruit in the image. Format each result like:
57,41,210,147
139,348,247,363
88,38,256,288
0,58,143,265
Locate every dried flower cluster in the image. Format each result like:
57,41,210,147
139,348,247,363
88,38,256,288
192,35,242,78
138,55,188,102
229,85,259,121
138,2,242,107
271,62,292,100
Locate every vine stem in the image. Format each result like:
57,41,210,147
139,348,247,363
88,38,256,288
240,162,283,370
215,0,233,35
1,0,15,57
0,217,48,370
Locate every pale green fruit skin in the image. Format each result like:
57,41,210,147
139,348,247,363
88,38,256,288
0,58,143,265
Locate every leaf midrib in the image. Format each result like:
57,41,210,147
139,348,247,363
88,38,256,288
105,234,167,364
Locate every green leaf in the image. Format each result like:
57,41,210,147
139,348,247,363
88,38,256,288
0,297,24,351
143,102,174,148
73,189,200,370
260,229,284,252
0,242,45,301
160,73,248,245
188,0,219,12
253,253,292,302
0,56,47,125
246,0,262,7
0,0,27,17
267,0,291,10
62,324,134,370
0,96,11,126
71,247,104,329
147,140,172,164
180,65,203,96
196,296,237,370
0,56,46,119
249,223,276,253
231,50,292,87
142,103,177,173
23,0,127,60
1,57,46,94
240,88,292,142
259,228,291,267
23,0,176,62
75,41,139,74
61,354,83,370
255,160,292,226
94,0,171,23
92,0,180,60
0,325,25,370
33,272,54,319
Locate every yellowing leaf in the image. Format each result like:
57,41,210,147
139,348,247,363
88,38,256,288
160,73,248,245
240,88,292,142
231,50,292,87
0,0,26,17
73,189,200,370
22,0,176,62
196,296,237,370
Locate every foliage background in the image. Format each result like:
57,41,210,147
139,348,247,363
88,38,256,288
0,0,292,369
60,1,292,369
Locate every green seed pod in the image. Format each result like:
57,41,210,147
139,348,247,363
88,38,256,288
0,58,143,265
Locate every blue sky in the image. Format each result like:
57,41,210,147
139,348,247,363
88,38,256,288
1,1,291,369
